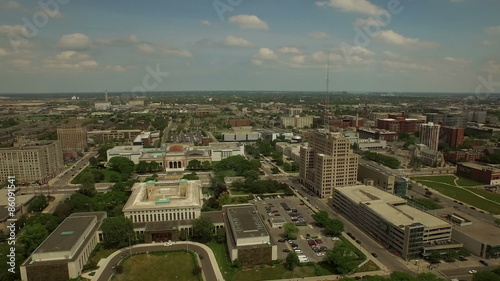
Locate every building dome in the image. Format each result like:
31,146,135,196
169,145,184,152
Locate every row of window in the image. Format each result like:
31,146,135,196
130,211,197,223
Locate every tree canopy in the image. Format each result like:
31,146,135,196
192,216,214,243
101,216,135,249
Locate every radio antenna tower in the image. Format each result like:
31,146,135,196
324,52,330,130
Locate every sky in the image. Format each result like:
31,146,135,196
0,0,499,94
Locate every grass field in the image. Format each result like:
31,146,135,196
232,264,316,281
113,252,199,281
356,260,380,273
207,241,240,281
90,246,115,265
412,176,500,214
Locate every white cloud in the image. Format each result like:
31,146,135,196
383,50,402,59
253,48,278,61
278,47,302,54
0,48,7,57
125,34,140,43
44,51,98,71
311,51,342,62
353,17,384,27
307,31,330,39
56,33,91,50
485,26,500,35
316,0,387,15
105,65,127,72
376,30,437,47
290,55,306,64
0,24,27,35
137,43,155,54
228,15,269,30
444,57,469,64
0,1,20,9
202,20,211,26
382,60,432,71
157,43,193,58
223,35,253,47
8,59,31,67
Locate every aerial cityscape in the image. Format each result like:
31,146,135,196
1,1,500,281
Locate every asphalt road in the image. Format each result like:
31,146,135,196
51,151,98,189
96,243,219,281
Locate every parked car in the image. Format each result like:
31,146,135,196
469,270,477,274
371,253,378,258
278,238,286,242
283,249,291,252
479,260,489,266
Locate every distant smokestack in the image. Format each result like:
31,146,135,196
104,90,108,102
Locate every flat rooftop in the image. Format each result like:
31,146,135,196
429,207,500,245
34,216,95,254
359,159,394,176
226,205,269,240
337,185,450,229
123,180,202,212
458,162,500,172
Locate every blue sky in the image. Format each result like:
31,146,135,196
0,0,499,93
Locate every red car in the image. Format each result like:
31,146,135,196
315,239,323,244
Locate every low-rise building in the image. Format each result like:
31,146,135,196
409,144,445,167
123,180,202,227
358,127,398,141
456,162,500,185
0,188,35,232
20,212,106,281
333,185,460,260
223,204,277,266
429,208,500,259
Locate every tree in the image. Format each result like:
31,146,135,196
101,216,135,249
324,219,344,236
285,252,300,271
28,195,48,213
324,244,358,274
187,159,202,170
217,192,231,207
312,211,329,227
426,250,442,263
108,157,135,180
17,223,49,256
25,213,60,233
182,172,200,180
89,156,99,167
283,222,299,240
78,171,97,197
192,266,202,276
202,161,212,170
391,271,417,281
192,216,214,242
416,272,445,281
473,271,500,281
135,161,149,173
215,227,226,243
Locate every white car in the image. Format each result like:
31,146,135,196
164,241,172,246
468,270,477,274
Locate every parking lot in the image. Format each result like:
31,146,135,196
169,132,203,144
253,195,337,262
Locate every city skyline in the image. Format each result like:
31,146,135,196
1,0,500,93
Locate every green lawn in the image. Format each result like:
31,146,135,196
90,246,115,265
207,241,240,281
412,178,500,214
229,189,251,196
456,177,484,187
113,252,199,281
232,264,316,281
356,260,380,273
468,189,500,204
411,175,482,187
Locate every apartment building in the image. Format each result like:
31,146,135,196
0,140,64,183
299,130,358,198
420,122,440,151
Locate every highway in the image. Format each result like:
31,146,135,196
95,242,222,281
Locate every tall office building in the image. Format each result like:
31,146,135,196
299,130,358,198
0,140,64,183
57,125,87,152
420,122,440,151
